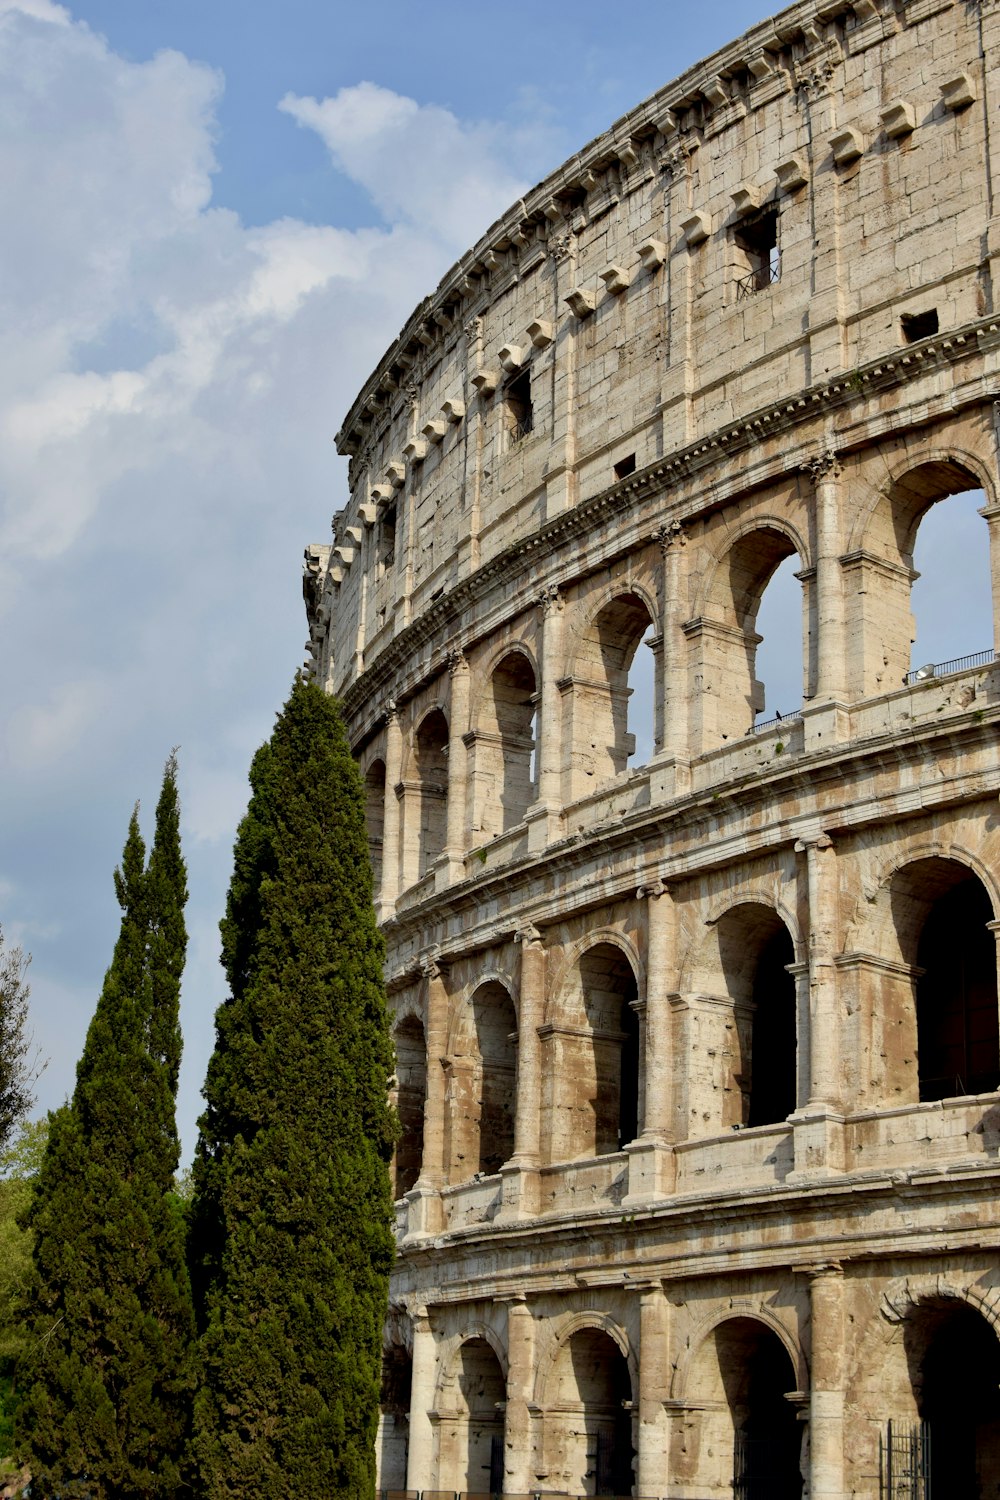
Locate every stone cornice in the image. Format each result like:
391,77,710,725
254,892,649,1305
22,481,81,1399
333,0,890,459
338,314,1000,730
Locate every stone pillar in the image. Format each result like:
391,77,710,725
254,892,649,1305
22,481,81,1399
380,702,402,919
442,648,470,885
979,475,1000,655
498,924,545,1221
792,834,845,1179
406,1305,438,1493
808,1263,846,1500
626,881,677,1203
802,452,846,704
503,1295,537,1494
409,953,448,1235
527,585,565,851
637,1282,671,1498
657,520,691,768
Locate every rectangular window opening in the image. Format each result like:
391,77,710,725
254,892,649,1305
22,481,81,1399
901,308,939,343
735,207,780,299
379,503,397,568
505,368,533,444
614,454,636,481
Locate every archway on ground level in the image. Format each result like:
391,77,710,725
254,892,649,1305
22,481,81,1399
474,651,537,839
568,592,655,796
450,1338,506,1497
378,1336,412,1494
364,758,386,897
547,1327,634,1497
715,904,797,1128
393,1015,426,1198
683,1317,803,1500
413,708,449,878
911,1299,1000,1498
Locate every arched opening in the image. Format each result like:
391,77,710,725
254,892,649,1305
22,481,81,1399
854,460,994,697
581,944,640,1157
453,1338,506,1496
378,1335,412,1493
473,983,517,1175
683,1318,802,1500
364,758,386,898
753,553,804,724
569,592,655,798
713,905,797,1128
393,1015,426,1198
414,708,448,878
910,486,992,673
900,1299,1000,1498
699,526,803,744
548,1328,634,1497
915,872,998,1101
628,621,656,769
472,652,537,840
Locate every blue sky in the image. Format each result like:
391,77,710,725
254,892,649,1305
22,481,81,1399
0,0,989,1162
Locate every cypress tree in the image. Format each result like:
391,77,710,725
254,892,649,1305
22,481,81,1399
17,757,195,1498
189,678,396,1500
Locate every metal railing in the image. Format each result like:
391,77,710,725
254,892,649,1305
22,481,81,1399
879,1419,931,1500
381,1492,657,1499
904,648,997,686
748,709,803,736
736,255,780,299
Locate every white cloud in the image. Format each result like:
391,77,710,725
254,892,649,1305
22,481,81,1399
0,1,542,1146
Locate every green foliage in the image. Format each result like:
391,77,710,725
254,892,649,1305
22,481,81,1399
16,757,196,1499
0,1120,48,1457
189,678,396,1500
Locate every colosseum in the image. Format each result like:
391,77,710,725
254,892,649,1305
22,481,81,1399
303,0,1000,1495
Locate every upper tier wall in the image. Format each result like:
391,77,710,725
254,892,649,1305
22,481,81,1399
305,0,1000,713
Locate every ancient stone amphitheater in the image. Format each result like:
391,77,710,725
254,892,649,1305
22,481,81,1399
303,0,1000,1495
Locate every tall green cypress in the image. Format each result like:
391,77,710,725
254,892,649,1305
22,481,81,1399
189,678,396,1500
17,757,195,1498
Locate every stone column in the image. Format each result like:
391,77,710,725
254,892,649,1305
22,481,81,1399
410,953,448,1235
442,648,471,885
626,881,677,1202
637,1282,671,1498
503,1295,537,1494
802,452,846,704
380,702,402,919
807,1263,846,1500
656,520,691,769
792,834,844,1178
527,585,565,852
979,458,1000,655
406,1305,438,1493
499,924,545,1220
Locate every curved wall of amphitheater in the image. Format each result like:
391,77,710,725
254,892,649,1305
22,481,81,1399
305,1,1000,1495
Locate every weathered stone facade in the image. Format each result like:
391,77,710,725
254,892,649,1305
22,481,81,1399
304,1,1000,1495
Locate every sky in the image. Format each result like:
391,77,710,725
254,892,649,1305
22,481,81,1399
0,0,991,1163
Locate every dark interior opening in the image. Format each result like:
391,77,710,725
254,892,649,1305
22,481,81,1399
614,453,636,480
747,926,797,1127
901,309,939,343
505,368,533,443
916,878,998,1101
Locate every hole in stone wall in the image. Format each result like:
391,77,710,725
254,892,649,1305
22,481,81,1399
504,368,532,444
901,309,939,342
614,453,636,480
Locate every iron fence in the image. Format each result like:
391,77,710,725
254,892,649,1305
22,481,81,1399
904,648,997,686
879,1419,931,1500
748,709,803,735
736,256,780,299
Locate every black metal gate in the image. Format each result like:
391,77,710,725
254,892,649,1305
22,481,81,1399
734,1429,803,1500
488,1432,503,1496
879,1419,931,1500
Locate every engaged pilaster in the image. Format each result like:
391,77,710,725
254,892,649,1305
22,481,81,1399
807,1262,847,1500
379,701,402,920
408,952,449,1236
791,834,845,1179
441,649,470,886
498,924,545,1221
526,586,565,851
625,880,677,1203
502,1295,538,1493
636,1282,671,1498
405,1305,438,1493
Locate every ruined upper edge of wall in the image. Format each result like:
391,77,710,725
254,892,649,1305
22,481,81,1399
332,0,929,459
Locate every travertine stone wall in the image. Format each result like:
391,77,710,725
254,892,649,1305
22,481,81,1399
304,1,1000,1496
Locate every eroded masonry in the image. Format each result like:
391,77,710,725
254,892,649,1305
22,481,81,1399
304,1,1000,1495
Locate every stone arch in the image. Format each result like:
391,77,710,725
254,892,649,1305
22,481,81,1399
841,847,999,1108
547,926,647,1023
392,1012,426,1198
436,1330,508,1496
541,935,643,1164
409,705,449,881
438,1322,510,1398
536,1312,637,1497
444,978,518,1181
674,1310,805,1500
470,644,538,839
695,518,809,742
847,452,996,699
565,587,658,797
671,1302,808,1402
685,899,801,1130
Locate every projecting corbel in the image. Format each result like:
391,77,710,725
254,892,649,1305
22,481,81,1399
680,211,711,247
829,127,865,166
775,155,809,193
638,239,667,272
600,264,631,294
564,287,596,319
527,319,554,349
